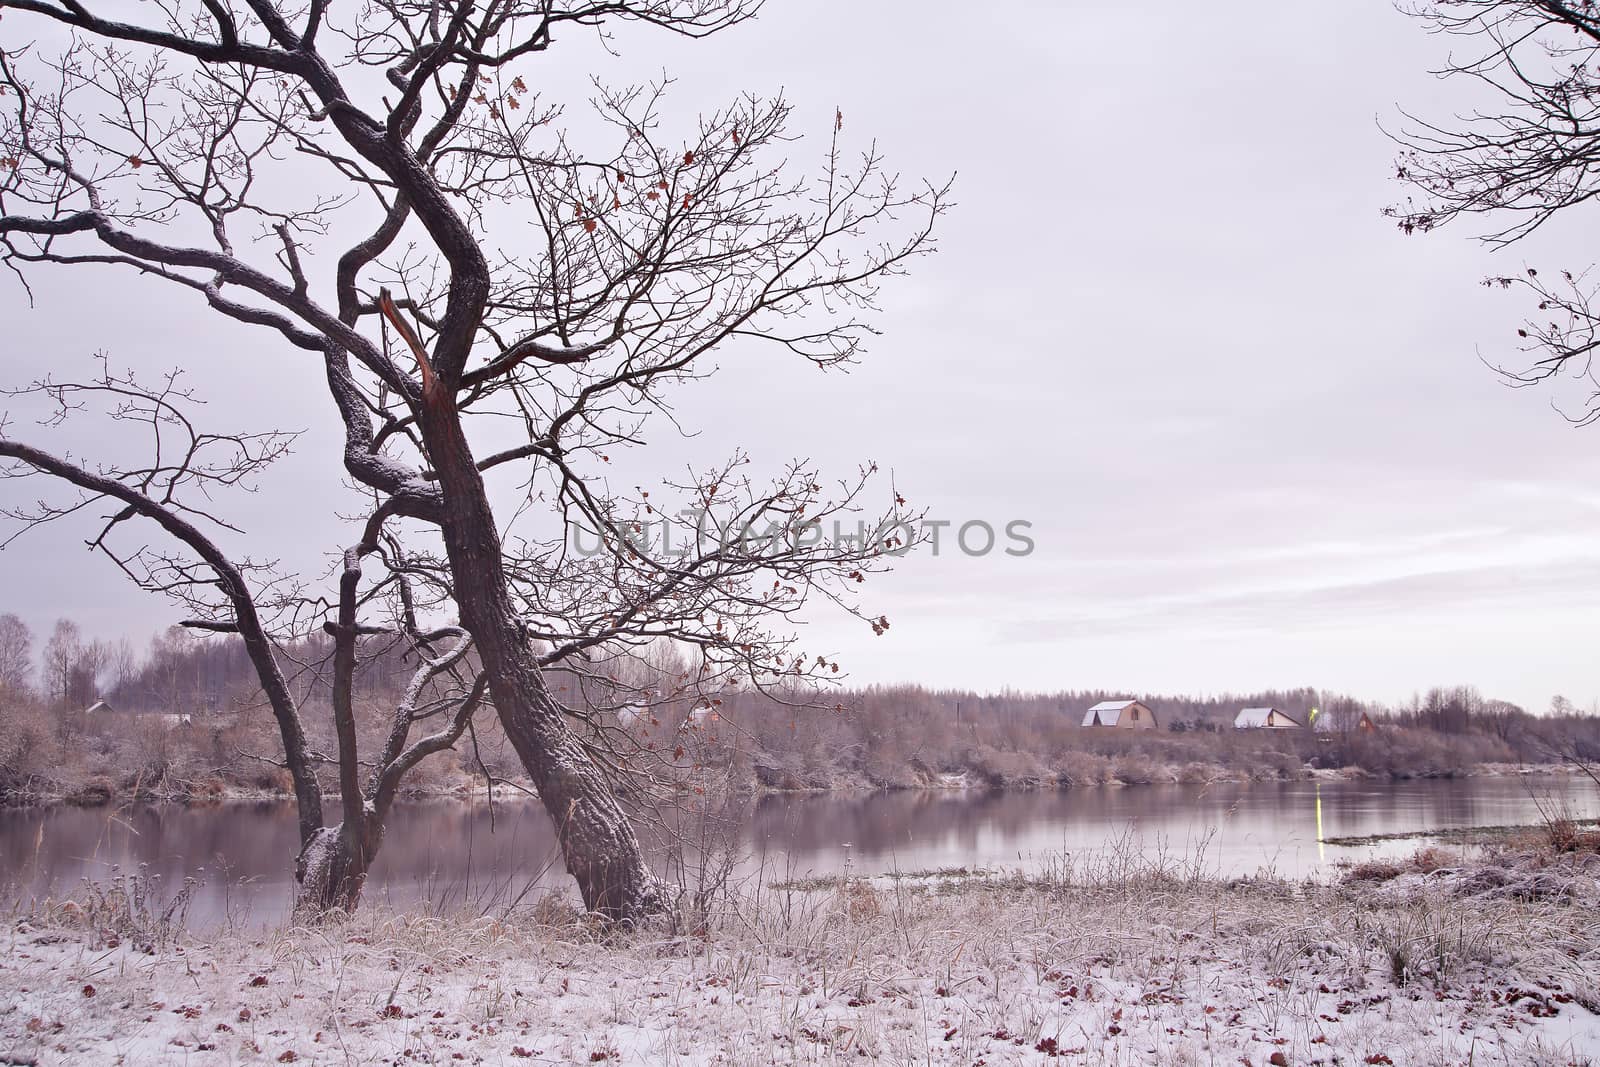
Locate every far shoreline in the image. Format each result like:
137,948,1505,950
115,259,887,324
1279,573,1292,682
0,760,1584,811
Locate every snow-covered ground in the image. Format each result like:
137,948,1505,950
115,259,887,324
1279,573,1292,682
2,851,1598,1065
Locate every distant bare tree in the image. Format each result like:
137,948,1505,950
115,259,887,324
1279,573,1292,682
1419,685,1481,736
0,0,943,919
145,627,200,715
0,613,31,692
40,618,81,707
106,637,137,696
1480,698,1526,745
64,638,106,710
1532,694,1600,788
1390,2,1600,421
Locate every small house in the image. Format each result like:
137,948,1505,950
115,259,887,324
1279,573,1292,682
1312,708,1376,735
1081,699,1158,730
1234,706,1304,729
616,702,653,730
83,700,190,728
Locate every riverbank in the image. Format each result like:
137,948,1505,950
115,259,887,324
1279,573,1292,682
1,759,1584,811
3,843,1598,1065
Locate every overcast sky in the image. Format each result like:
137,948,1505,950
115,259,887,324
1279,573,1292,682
3,1,1599,713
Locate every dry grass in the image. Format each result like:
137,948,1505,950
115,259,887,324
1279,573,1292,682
1526,818,1600,856
1343,846,1463,883
30,870,199,953
5,848,1598,1065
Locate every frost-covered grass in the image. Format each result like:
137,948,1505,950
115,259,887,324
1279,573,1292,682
3,849,1599,1065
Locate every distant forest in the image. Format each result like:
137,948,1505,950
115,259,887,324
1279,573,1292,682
1,613,1597,802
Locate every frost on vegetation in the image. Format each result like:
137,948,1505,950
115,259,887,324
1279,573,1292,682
3,854,1599,1065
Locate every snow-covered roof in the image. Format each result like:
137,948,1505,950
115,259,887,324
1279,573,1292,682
616,702,651,727
1234,707,1303,728
1082,699,1141,727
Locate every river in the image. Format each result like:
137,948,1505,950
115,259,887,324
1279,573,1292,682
2,776,1594,926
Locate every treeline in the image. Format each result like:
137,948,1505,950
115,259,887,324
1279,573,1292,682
0,615,487,802
704,683,1600,792
0,616,420,715
1,614,1597,802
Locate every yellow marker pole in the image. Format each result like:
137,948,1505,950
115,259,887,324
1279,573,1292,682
1315,782,1325,864
1310,707,1326,864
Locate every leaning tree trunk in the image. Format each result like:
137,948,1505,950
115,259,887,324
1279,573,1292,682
417,388,667,921
293,824,374,917
292,799,402,918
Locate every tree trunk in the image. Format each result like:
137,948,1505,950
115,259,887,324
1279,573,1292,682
418,393,667,922
294,820,381,917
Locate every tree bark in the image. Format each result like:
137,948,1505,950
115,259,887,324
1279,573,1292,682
294,819,381,917
416,387,666,921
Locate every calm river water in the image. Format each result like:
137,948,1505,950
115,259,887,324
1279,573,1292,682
2,776,1595,925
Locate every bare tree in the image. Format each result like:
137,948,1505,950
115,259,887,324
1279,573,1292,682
40,617,81,707
0,365,496,913
1531,694,1600,788
1389,1,1600,420
145,627,199,714
64,637,106,709
1480,698,1527,745
0,0,945,919
295,592,493,914
1389,4,1600,783
0,612,31,693
106,636,137,695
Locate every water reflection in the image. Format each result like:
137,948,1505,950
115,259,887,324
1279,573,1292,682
1315,784,1326,865
1,777,1593,926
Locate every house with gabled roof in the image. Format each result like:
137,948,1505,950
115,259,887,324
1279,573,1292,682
1312,707,1376,735
1081,699,1157,730
1234,706,1304,729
